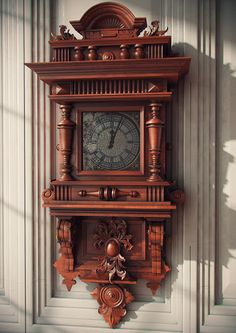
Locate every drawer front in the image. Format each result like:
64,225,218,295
54,184,165,202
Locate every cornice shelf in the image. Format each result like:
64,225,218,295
25,57,191,84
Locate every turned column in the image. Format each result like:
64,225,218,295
146,103,164,181
57,104,75,181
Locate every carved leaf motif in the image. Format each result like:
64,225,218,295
120,234,133,251
97,254,126,282
93,218,133,282
94,221,108,248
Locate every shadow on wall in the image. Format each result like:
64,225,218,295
172,38,236,305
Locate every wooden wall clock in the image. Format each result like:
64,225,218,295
26,2,190,328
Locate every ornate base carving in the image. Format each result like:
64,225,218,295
91,284,134,328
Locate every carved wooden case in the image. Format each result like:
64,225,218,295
26,2,190,328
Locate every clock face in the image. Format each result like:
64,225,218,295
82,112,140,171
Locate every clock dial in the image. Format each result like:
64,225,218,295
82,112,140,171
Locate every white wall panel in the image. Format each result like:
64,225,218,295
216,0,236,307
0,0,27,332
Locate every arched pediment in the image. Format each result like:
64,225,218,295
70,2,147,39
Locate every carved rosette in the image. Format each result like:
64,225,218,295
93,218,133,282
54,218,78,291
102,52,115,60
91,284,134,328
42,187,55,204
167,187,185,204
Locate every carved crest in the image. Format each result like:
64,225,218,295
51,25,76,41
70,2,147,39
142,20,168,37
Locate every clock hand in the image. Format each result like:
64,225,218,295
108,129,115,149
108,117,123,149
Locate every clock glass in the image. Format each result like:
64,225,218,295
82,112,140,171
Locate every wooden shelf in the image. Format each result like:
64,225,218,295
25,57,191,83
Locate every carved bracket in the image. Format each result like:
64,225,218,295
91,284,134,328
147,221,170,295
54,218,79,291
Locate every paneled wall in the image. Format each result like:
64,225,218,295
0,1,235,332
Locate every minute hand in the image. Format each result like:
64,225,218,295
108,117,123,149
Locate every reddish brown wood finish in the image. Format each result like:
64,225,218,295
25,2,190,328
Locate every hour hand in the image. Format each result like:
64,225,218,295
108,130,115,149
108,117,122,149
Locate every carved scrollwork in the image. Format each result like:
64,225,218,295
141,20,168,37
91,284,134,328
51,25,76,40
93,218,133,282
